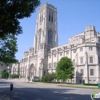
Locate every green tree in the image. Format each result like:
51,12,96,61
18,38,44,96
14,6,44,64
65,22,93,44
1,68,9,79
0,0,40,38
56,57,74,83
0,0,40,64
0,34,18,64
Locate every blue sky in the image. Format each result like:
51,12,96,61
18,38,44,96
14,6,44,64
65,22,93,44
16,0,100,61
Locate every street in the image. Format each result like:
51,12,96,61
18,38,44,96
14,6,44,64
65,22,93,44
0,79,100,100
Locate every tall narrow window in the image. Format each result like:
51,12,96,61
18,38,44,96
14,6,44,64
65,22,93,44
51,12,53,22
40,16,41,23
48,30,53,45
48,63,51,68
90,69,94,76
39,29,41,43
99,57,100,63
42,15,43,21
89,57,93,63
49,11,51,21
54,62,56,68
80,57,83,64
80,69,84,75
52,16,53,22
49,15,50,21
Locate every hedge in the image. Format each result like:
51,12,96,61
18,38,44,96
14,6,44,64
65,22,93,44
84,83,98,86
10,74,19,78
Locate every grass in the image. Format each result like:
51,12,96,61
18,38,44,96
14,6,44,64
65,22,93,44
57,84,100,90
27,81,100,89
57,83,100,89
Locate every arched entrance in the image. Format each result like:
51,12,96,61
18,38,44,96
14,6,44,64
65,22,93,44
28,64,36,82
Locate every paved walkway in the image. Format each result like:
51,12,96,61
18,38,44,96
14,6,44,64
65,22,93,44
6,78,28,82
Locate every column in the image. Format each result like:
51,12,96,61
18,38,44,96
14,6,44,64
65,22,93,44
85,52,89,83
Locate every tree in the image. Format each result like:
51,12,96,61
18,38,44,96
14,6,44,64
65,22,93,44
1,68,9,79
0,34,18,64
56,57,74,83
0,0,40,64
0,0,40,38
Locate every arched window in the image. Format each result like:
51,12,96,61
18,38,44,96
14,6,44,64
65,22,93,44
48,30,53,45
54,62,57,68
39,29,41,43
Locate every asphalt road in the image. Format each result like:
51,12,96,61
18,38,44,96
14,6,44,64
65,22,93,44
0,79,100,100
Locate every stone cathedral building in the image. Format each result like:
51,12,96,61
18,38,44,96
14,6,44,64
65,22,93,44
11,3,100,84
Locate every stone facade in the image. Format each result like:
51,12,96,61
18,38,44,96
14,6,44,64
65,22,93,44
11,3,100,83
11,63,20,75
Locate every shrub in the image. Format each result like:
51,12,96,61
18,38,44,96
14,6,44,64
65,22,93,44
84,83,98,86
34,79,41,82
41,73,56,82
10,74,19,78
1,68,9,79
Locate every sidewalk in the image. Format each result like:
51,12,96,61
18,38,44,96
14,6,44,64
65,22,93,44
6,78,28,83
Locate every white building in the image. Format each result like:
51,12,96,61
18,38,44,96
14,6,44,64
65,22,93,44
11,3,100,83
11,63,20,75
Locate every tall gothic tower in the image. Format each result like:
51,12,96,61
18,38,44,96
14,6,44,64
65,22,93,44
33,3,58,77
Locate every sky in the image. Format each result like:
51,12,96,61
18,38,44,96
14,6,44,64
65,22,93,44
16,0,100,61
